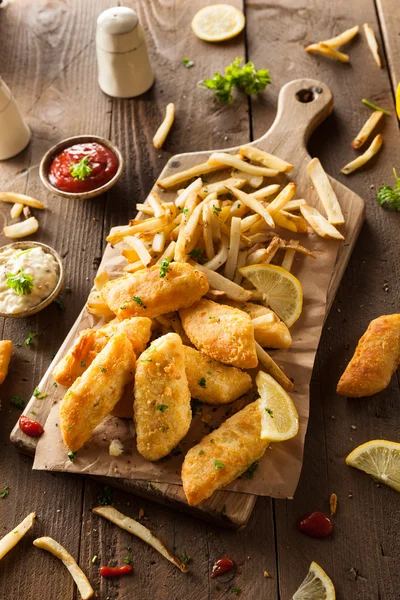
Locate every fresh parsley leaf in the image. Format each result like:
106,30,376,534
70,156,93,180
232,587,241,596
53,297,65,310
159,258,171,278
99,365,107,373
212,205,222,215
133,296,146,308
377,168,400,211
182,57,194,68
24,331,38,348
265,407,274,417
178,207,189,215
33,387,48,399
199,449,205,455
180,551,191,565
0,485,9,499
201,58,271,104
80,361,86,367
198,377,207,388
161,425,169,433
244,461,259,479
361,98,391,116
10,396,25,409
65,286,72,293
6,270,34,295
156,404,169,412
53,382,58,388
68,451,77,461
97,485,113,506
124,555,132,564
214,460,225,470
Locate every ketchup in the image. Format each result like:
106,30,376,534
298,511,333,538
19,415,44,437
211,557,235,578
48,142,118,193
99,565,133,578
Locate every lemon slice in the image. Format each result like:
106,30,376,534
346,440,400,492
256,371,299,442
239,264,303,327
292,562,336,600
191,4,245,42
396,82,400,120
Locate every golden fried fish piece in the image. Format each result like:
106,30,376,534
52,317,152,387
101,262,209,320
134,333,191,461
60,333,135,452
179,299,258,369
337,314,400,397
224,300,292,349
182,400,268,505
184,346,252,404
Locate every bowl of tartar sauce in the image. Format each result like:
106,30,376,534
0,242,64,318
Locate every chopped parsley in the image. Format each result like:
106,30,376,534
53,297,66,310
161,426,169,433
244,461,259,479
265,407,274,417
187,248,206,263
182,57,194,68
80,361,86,367
6,269,34,295
180,551,191,566
199,449,205,455
178,207,189,215
67,424,75,430
212,205,222,215
53,382,58,388
65,286,72,293
156,404,169,412
24,331,38,348
33,387,48,399
97,485,113,506
232,587,241,596
159,258,171,278
120,303,128,310
0,485,9,499
214,460,225,470
99,366,107,373
68,451,77,461
70,156,93,180
133,296,146,308
124,555,132,564
198,377,207,388
141,357,153,363
10,396,25,409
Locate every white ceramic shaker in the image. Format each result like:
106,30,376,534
96,6,154,98
0,78,31,160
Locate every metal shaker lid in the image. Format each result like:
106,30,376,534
96,7,141,53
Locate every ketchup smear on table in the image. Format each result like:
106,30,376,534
211,557,235,578
100,565,133,578
48,142,118,193
19,415,44,437
298,511,333,538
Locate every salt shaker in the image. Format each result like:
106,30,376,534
96,6,154,98
0,78,31,160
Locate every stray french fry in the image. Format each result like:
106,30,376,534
157,161,228,190
0,192,45,209
153,103,175,149
33,537,94,599
341,133,383,174
10,202,24,219
0,512,36,560
363,23,382,68
321,25,359,48
94,270,110,291
255,342,294,391
307,158,344,225
93,506,189,573
251,184,281,199
266,182,296,215
281,240,299,272
224,216,241,280
199,177,246,199
300,205,344,240
192,262,252,301
231,169,263,188
239,145,293,173
208,153,279,178
3,216,39,239
227,186,275,228
305,43,349,63
0,340,12,385
352,110,384,149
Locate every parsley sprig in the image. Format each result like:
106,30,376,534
201,58,271,104
377,168,400,211
6,269,34,295
70,156,93,180
159,258,171,278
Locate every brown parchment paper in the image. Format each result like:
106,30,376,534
33,226,340,498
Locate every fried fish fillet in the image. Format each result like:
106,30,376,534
337,314,400,397
52,317,152,387
179,299,258,369
224,300,292,349
60,333,135,451
101,262,209,320
182,400,268,505
134,333,191,461
184,346,252,404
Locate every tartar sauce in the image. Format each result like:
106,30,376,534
0,246,59,314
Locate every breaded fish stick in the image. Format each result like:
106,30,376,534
184,346,252,404
134,333,191,461
101,262,209,320
180,299,258,368
182,400,268,505
337,314,400,397
60,333,135,451
53,317,152,387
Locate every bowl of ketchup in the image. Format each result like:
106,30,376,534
39,135,124,199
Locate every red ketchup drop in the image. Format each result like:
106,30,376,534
99,565,133,578
211,557,235,578
48,142,118,193
19,415,44,437
298,511,333,538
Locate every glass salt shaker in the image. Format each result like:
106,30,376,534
0,78,31,160
96,6,154,98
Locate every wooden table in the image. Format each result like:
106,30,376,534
0,1,399,598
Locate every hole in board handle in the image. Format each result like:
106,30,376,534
295,87,323,103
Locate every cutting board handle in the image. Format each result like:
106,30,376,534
257,78,334,157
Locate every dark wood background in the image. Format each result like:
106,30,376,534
0,1,399,599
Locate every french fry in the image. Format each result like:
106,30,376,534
202,236,229,270
153,103,175,149
283,199,307,211
93,506,189,573
192,262,252,301
124,260,147,273
107,216,168,245
239,145,293,173
300,204,344,240
135,203,154,216
227,186,275,228
280,211,309,233
363,23,382,68
224,216,241,280
240,213,261,233
3,216,39,238
231,169,263,188
147,191,165,217
0,192,45,209
272,211,298,232
0,512,36,560
86,289,115,321
281,240,315,258
125,235,152,266
202,202,215,260
10,202,24,219
208,153,279,178
305,43,349,63
255,342,294,391
341,133,383,174
281,240,299,272
199,177,246,199
307,158,344,225
266,182,296,215
94,270,110,291
352,111,384,149
152,230,166,253
155,240,176,265
321,25,359,48
251,184,281,199
0,340,12,385
247,236,281,265
174,184,201,261
33,537,94,599
157,161,227,190
234,248,247,284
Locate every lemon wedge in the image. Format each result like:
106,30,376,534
256,371,299,442
191,4,245,42
396,82,400,120
346,440,400,492
239,264,303,327
292,562,335,599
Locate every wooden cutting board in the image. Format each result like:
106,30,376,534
10,78,365,530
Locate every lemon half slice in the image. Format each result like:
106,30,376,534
239,264,303,327
256,371,299,442
293,561,336,600
346,439,400,492
396,82,400,120
191,4,245,42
